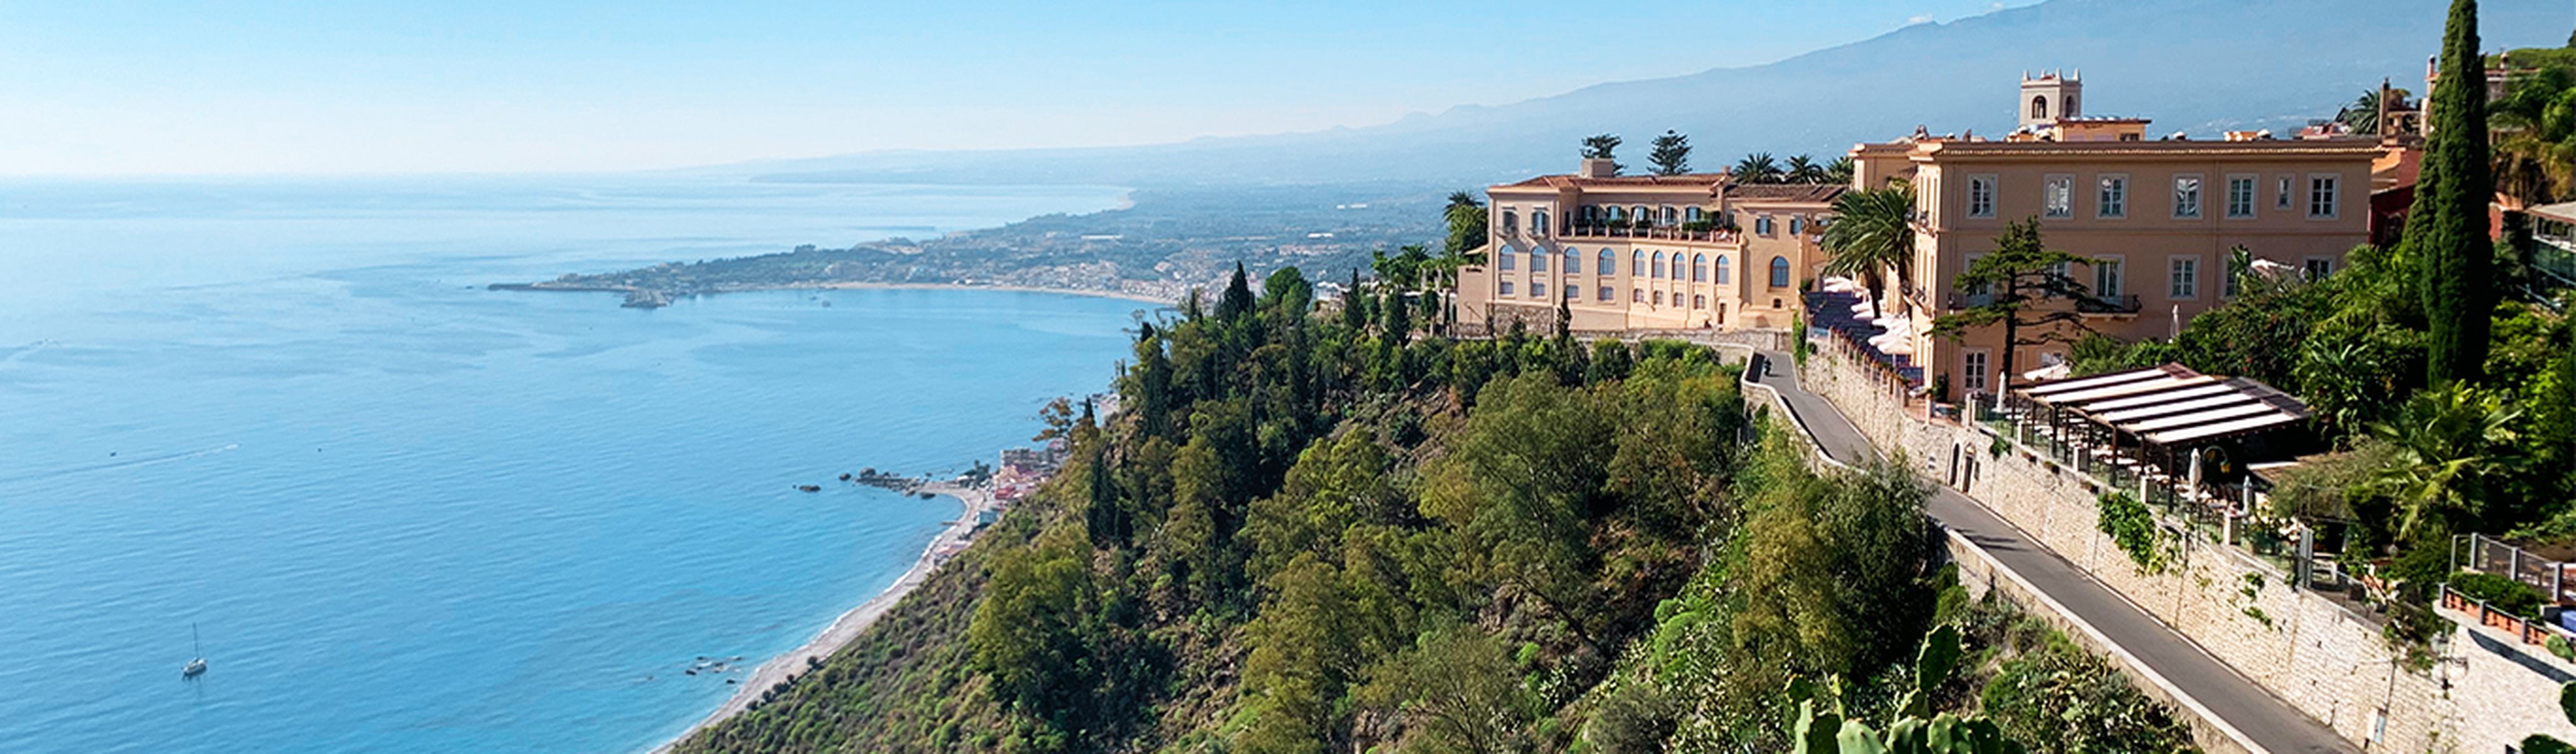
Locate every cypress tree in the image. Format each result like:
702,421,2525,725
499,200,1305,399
1340,268,1368,332
1382,287,1412,346
2408,0,2496,384
1218,262,1256,322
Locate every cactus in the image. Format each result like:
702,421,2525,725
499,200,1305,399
1789,625,2025,754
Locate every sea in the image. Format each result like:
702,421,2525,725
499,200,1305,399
0,175,1143,753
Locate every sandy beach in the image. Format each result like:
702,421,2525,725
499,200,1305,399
650,481,996,753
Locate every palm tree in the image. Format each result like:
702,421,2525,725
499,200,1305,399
1785,155,1829,184
1438,191,1489,294
2337,87,2413,135
1824,156,1857,187
1731,153,1783,184
2368,383,2523,539
2489,68,2576,203
1818,183,1918,314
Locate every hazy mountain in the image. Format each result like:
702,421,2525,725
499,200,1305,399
738,0,2572,188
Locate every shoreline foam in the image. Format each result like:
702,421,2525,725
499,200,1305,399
649,481,995,754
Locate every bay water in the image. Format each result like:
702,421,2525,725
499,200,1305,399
0,176,1141,752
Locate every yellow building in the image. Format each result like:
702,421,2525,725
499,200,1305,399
1455,158,1839,334
1849,106,2379,400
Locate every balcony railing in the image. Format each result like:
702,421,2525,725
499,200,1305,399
2076,293,2143,314
1559,224,1741,243
1947,291,1995,309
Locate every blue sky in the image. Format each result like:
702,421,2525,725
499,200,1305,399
0,1,2033,175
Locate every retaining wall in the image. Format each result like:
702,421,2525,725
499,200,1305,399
1799,347,2576,754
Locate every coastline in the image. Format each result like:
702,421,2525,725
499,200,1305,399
803,281,1172,305
495,280,1175,308
649,481,996,754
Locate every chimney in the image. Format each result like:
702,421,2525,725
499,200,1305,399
1578,158,1617,178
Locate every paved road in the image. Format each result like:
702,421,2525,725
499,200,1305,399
1751,352,2356,754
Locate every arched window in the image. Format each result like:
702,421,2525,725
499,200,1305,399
1607,205,1626,222
1715,256,1731,284
1632,250,1645,276
1581,205,1600,223
1692,254,1707,282
1499,251,1516,271
1673,256,1688,281
1652,252,1666,278
1529,249,1548,272
1631,205,1650,224
1597,249,1615,275
1563,248,1580,273
1769,256,1792,288
1532,209,1549,235
2030,96,2049,120
1685,207,1704,224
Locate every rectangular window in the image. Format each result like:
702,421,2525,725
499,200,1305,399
2226,175,2256,218
1532,209,1549,235
1756,216,1775,235
2097,175,2127,218
2172,175,2201,219
2170,256,2198,299
1963,350,1991,393
1529,251,1546,272
1499,281,1514,296
2308,175,2340,218
1597,286,1612,302
2043,175,2073,218
2277,176,2293,209
1564,283,1578,300
1529,280,1544,298
2305,257,2333,281
2222,257,2241,298
2093,257,2123,297
1632,288,1644,303
1500,210,1517,234
1790,217,1805,236
1961,254,1990,296
1968,175,1996,218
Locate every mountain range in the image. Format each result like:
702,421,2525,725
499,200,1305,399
734,0,2572,188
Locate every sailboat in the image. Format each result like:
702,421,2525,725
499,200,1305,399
181,623,207,679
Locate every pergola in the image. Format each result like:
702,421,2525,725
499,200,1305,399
1996,364,2313,508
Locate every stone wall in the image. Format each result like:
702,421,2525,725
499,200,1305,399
1945,531,2261,754
1795,346,2576,753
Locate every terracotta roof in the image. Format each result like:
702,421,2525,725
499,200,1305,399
1495,173,1728,191
1726,183,1845,204
1902,138,2385,160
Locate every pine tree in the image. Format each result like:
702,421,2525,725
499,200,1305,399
1580,133,1625,175
1648,130,1692,176
1219,262,1257,323
2408,0,2497,385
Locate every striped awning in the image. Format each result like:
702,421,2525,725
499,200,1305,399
2014,364,2311,446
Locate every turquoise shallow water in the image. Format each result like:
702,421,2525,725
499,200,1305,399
0,177,1140,753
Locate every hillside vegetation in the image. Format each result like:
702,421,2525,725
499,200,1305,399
673,266,2196,753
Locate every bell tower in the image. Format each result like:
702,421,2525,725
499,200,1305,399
2018,69,2082,129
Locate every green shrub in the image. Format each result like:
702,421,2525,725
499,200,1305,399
2450,571,2545,618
